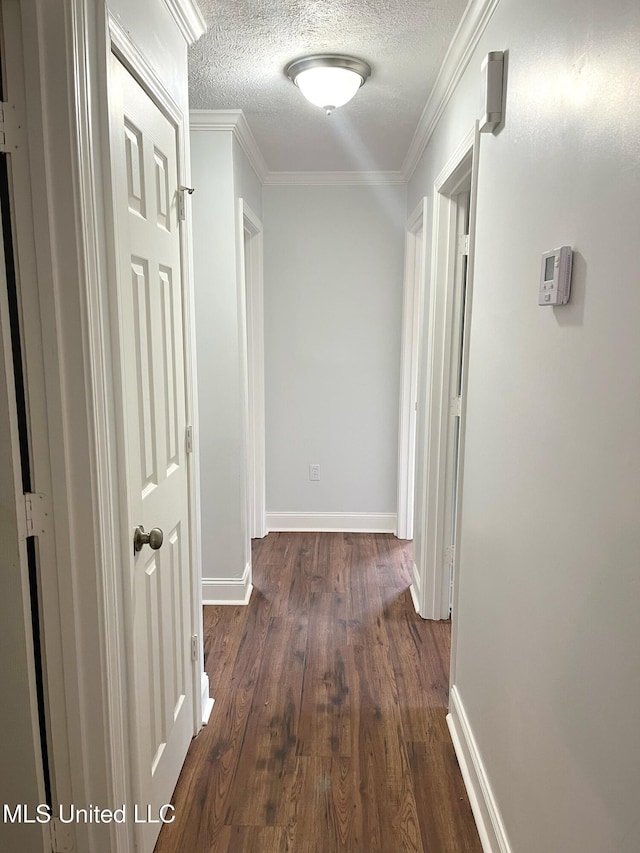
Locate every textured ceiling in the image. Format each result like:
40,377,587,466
189,0,469,172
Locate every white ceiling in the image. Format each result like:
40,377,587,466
188,0,469,173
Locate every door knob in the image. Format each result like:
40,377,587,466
134,525,164,553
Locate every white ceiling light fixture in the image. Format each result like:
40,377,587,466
285,55,371,116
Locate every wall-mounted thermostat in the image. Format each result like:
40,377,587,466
539,246,572,306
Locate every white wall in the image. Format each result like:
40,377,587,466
410,0,640,851
232,139,263,219
191,129,264,596
263,184,406,526
191,131,249,593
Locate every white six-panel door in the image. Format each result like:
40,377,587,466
109,54,193,852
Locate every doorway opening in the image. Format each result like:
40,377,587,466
443,188,471,617
239,200,266,541
411,126,479,629
397,198,427,541
0,4,57,844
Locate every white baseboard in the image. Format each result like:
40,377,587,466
447,685,512,853
409,561,421,615
266,512,397,533
201,671,214,725
409,584,421,615
202,562,253,605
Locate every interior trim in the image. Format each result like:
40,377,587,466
447,685,513,853
263,170,405,186
201,673,214,725
202,562,253,605
190,109,269,181
162,0,207,44
401,0,502,179
266,512,397,533
396,197,428,541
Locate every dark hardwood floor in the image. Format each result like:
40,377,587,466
154,532,482,852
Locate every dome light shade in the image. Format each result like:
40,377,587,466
286,55,371,115
295,67,362,110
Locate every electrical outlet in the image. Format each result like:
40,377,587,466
309,464,320,482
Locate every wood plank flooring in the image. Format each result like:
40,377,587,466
154,533,482,853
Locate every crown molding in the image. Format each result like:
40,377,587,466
263,170,406,186
189,109,268,182
188,112,401,186
401,0,502,181
162,0,206,44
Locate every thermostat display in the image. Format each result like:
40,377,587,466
539,246,572,306
544,255,555,281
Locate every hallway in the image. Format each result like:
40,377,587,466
154,533,482,852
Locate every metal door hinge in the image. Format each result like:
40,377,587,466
448,561,455,616
185,425,193,454
191,635,199,662
0,102,23,153
449,396,462,417
458,234,470,256
444,545,455,565
21,492,51,539
178,185,194,221
49,817,75,852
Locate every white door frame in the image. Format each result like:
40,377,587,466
397,198,428,540
11,3,206,852
1,2,70,832
412,125,479,622
2,3,101,850
238,199,266,540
